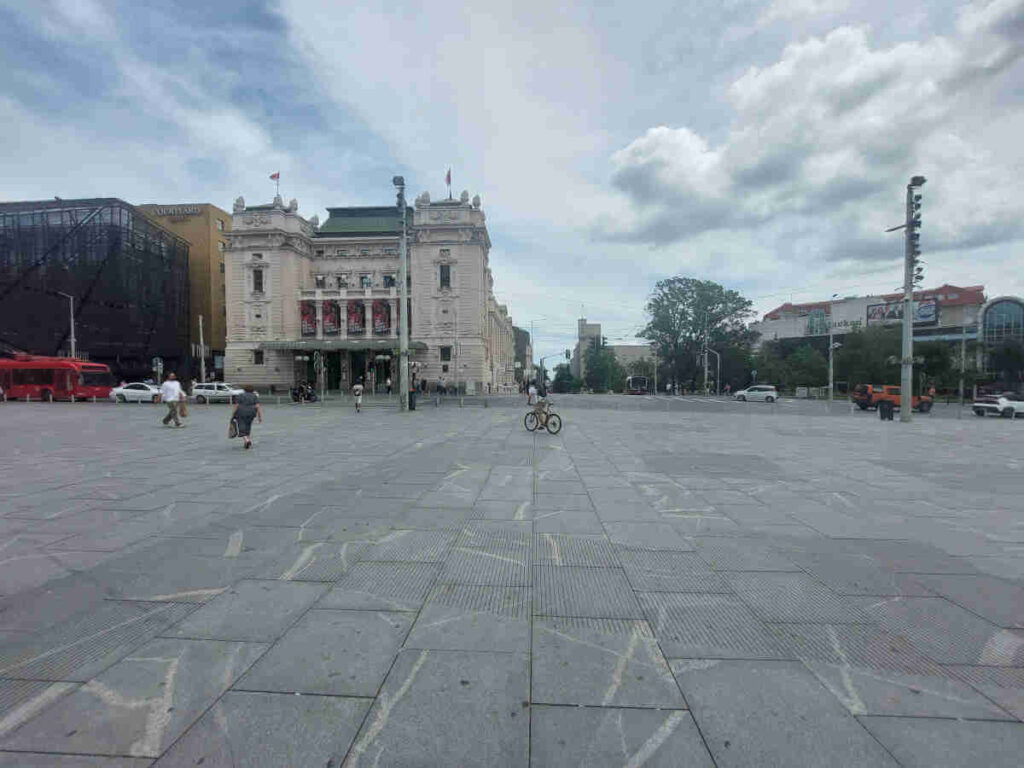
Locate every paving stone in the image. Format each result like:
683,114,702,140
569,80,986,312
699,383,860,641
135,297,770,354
726,572,874,622
0,601,195,682
663,513,742,535
0,753,152,766
532,617,683,707
859,716,1024,768
868,596,1024,665
151,690,369,767
359,528,456,562
530,706,712,768
320,562,441,610
769,623,1013,719
913,574,1024,628
672,659,899,767
405,585,529,652
694,537,800,571
235,608,411,696
168,580,327,642
533,494,594,511
786,552,935,596
859,539,981,574
0,680,78,740
618,549,731,593
602,522,693,550
534,566,642,619
473,500,534,520
532,533,618,567
342,649,528,767
639,593,788,659
532,510,604,534
0,638,267,758
947,665,1024,721
96,556,257,602
260,540,372,581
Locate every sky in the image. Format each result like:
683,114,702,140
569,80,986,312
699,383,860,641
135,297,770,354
2,0,1022,363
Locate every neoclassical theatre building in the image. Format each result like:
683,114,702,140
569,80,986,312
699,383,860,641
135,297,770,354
223,189,518,394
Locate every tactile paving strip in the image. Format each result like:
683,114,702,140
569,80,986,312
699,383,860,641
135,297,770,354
786,553,934,596
361,529,456,563
768,623,948,675
439,548,530,586
869,597,1024,665
0,601,195,681
536,616,655,639
638,592,788,659
532,534,618,567
726,572,873,623
0,679,63,719
617,549,730,593
426,584,529,618
325,562,441,607
533,566,642,619
693,537,800,571
286,542,372,581
946,665,1024,719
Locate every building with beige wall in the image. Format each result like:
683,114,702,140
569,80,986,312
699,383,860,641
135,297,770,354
138,203,230,378
223,189,517,394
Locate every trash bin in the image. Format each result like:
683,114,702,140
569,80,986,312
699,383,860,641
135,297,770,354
879,400,894,421
408,389,416,411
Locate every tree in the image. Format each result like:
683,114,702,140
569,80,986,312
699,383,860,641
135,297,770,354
583,342,623,392
641,278,757,390
833,326,901,387
551,363,578,393
786,345,828,387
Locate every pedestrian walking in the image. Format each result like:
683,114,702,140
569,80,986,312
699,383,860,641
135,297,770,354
352,378,364,413
231,385,262,449
528,382,537,405
159,372,184,427
386,377,392,395
724,383,731,397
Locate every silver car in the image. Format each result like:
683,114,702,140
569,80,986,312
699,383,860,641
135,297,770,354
191,382,244,403
109,382,161,403
734,384,779,403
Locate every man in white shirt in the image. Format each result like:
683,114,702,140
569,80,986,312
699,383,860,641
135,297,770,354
159,372,184,427
351,378,364,413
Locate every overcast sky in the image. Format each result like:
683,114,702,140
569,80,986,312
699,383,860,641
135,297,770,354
2,0,1022,362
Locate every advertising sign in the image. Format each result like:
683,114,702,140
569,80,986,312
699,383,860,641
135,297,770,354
300,301,317,336
372,300,391,335
323,301,340,336
866,297,938,326
347,300,365,335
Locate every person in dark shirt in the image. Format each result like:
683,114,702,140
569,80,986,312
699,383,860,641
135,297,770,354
231,385,262,449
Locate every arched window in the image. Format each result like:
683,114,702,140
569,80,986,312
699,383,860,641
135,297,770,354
983,300,1024,346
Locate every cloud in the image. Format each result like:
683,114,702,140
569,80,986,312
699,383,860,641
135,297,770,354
601,1,1024,263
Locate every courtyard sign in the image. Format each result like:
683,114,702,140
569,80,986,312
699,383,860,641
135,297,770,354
152,205,200,217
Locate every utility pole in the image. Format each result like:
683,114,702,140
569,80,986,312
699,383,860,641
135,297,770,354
900,176,926,423
57,291,76,358
828,293,838,407
394,176,410,411
702,311,709,396
958,310,973,419
198,314,206,382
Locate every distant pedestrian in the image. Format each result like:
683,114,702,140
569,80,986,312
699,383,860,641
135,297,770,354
231,385,262,449
528,382,537,404
386,377,392,395
725,383,731,397
159,372,184,427
352,378,364,413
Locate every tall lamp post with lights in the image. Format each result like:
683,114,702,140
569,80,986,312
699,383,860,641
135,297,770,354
393,176,410,412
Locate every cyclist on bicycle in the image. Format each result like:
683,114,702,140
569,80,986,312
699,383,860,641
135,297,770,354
531,377,550,423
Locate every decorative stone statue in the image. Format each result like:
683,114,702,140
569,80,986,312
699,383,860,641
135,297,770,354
233,196,245,213
460,190,470,204
472,194,481,209
309,214,320,229
288,198,298,212
273,194,284,208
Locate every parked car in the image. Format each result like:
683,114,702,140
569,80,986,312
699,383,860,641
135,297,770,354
734,385,779,403
973,392,1024,419
852,384,933,413
191,382,244,403
109,382,161,403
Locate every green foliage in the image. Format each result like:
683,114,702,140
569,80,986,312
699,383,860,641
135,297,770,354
551,363,579,393
833,326,901,386
640,277,757,389
584,343,624,392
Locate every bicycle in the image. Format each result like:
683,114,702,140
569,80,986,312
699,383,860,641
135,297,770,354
524,399,562,434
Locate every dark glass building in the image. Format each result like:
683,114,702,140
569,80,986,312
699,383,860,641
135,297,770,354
0,198,190,379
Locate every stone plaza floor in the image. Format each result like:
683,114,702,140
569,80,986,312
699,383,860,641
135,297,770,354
1,397,1023,766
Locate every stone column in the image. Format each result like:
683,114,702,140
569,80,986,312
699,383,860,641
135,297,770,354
365,301,373,338
389,298,398,339
316,299,323,340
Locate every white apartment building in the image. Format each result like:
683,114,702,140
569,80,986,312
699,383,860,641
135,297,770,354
223,190,517,394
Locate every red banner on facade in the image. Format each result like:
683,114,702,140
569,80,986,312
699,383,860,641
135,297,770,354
348,300,365,335
373,300,391,335
300,300,316,336
323,301,340,335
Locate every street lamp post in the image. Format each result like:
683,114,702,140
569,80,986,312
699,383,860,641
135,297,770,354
828,293,838,406
393,176,410,411
56,291,76,359
705,348,720,396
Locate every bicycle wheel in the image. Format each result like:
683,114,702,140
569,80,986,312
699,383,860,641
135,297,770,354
524,412,539,431
545,413,562,434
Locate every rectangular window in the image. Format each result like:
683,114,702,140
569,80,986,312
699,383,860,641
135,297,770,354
315,249,324,258
216,219,224,231
440,346,452,362
439,264,451,289
219,263,225,273
337,274,348,288
253,269,264,293
442,364,449,373
314,274,326,289
217,241,225,253
383,275,396,288
360,275,372,288
253,350,264,365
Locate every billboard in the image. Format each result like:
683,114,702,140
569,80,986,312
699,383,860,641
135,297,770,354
347,300,365,335
323,301,340,335
300,301,317,336
866,298,938,326
372,299,391,335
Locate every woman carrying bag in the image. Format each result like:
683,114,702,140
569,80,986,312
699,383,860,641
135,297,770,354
230,385,262,449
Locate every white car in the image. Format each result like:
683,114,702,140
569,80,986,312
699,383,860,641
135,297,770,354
192,382,244,403
734,384,779,403
109,383,161,403
973,392,1024,419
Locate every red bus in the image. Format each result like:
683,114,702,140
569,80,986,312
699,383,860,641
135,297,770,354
0,355,114,401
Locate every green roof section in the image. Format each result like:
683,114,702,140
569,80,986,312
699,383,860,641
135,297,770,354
316,206,414,237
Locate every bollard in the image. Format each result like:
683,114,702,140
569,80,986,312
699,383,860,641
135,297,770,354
26,394,30,403
435,395,439,408
461,397,465,408
92,396,96,403
70,394,74,403
277,396,281,405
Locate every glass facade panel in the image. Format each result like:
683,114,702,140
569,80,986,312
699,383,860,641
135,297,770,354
984,300,1024,346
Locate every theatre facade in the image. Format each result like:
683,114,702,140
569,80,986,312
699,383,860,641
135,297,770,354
223,189,517,394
